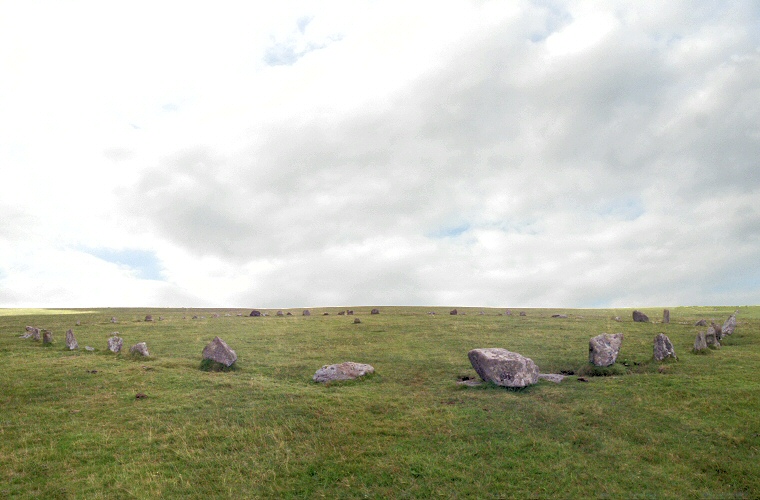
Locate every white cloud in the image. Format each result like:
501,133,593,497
0,1,758,308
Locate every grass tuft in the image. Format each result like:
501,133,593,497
199,358,238,372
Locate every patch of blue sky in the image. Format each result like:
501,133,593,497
85,248,164,281
527,0,573,43
427,223,471,239
596,197,645,221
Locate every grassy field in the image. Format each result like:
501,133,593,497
1,305,758,498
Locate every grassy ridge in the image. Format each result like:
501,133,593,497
1,306,758,498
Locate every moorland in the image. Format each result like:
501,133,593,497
1,305,758,498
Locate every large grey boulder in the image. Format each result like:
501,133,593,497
313,362,374,383
722,313,737,336
693,331,708,352
130,342,150,357
202,336,238,367
653,333,676,361
589,333,624,367
108,335,123,353
467,348,539,388
65,329,78,350
632,310,649,322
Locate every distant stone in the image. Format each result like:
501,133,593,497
450,309,458,315
663,309,670,324
722,314,737,336
130,342,150,357
353,318,361,324
710,322,724,340
31,327,41,341
110,316,117,324
589,333,623,367
632,310,649,322
323,312,329,316
108,336,123,353
370,309,380,315
347,310,354,315
65,329,78,350
538,373,565,383
552,314,568,318
313,362,374,383
653,333,676,361
192,315,199,319
695,319,707,326
236,313,243,317
428,311,436,315
506,309,512,316
75,320,81,326
42,330,53,344
286,312,292,316
693,331,708,352
202,336,237,367
21,326,38,339
338,311,345,316
85,346,95,351
519,311,527,317
705,327,721,348
276,310,284,317
144,315,153,322
212,313,220,318
303,310,311,316
613,316,622,322
467,348,539,388
479,311,485,315
250,310,261,317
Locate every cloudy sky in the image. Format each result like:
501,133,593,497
1,1,758,309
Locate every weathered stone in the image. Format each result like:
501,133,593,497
108,336,123,353
347,310,354,315
506,309,512,316
276,311,284,317
722,314,737,336
538,373,565,383
85,345,95,351
450,309,458,315
632,310,649,322
370,309,380,315
130,342,150,357
705,327,721,348
711,322,724,340
323,312,329,316
653,333,676,361
303,310,311,316
467,348,539,388
144,315,153,322
428,311,436,315
202,336,237,367
695,319,707,326
110,316,117,324
21,326,38,339
286,312,292,316
589,333,624,367
552,314,568,318
519,311,527,317
75,320,81,326
313,362,374,383
250,310,261,317
31,327,41,341
693,331,708,352
338,311,345,315
42,330,53,344
663,309,670,324
192,315,199,319
65,329,78,350
353,318,361,324
613,316,622,322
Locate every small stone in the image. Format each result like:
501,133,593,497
65,329,78,350
303,310,311,316
519,311,527,316
135,393,147,399
552,314,568,318
695,319,707,326
467,348,539,388
338,311,345,316
347,310,354,315
538,374,565,383
313,362,374,383
250,310,261,317
450,309,458,315
370,309,380,315
632,310,649,322
30,327,41,341
42,330,53,344
144,315,153,322
110,316,117,324
276,311,284,317
653,333,676,361
353,318,361,324
693,331,708,352
202,336,237,367
663,309,670,324
75,320,81,326
85,346,95,351
613,316,622,322
130,342,150,357
506,309,512,316
108,336,123,353
589,333,623,367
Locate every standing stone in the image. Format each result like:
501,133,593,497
31,327,41,341
303,310,311,316
450,309,458,315
722,314,737,336
467,348,539,388
276,311,284,317
338,311,345,316
347,310,354,315
202,336,237,367
589,333,624,367
710,322,724,341
108,335,123,353
353,318,361,324
42,330,53,344
693,331,708,352
313,362,374,383
250,310,261,317
110,316,117,324
632,310,649,322
65,329,78,350
144,315,153,322
370,308,380,315
130,342,150,357
519,311,527,316
663,309,670,324
705,327,721,348
653,333,676,361
694,319,707,326
506,309,512,316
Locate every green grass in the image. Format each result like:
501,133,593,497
1,306,758,498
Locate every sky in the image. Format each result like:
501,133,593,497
1,0,759,309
